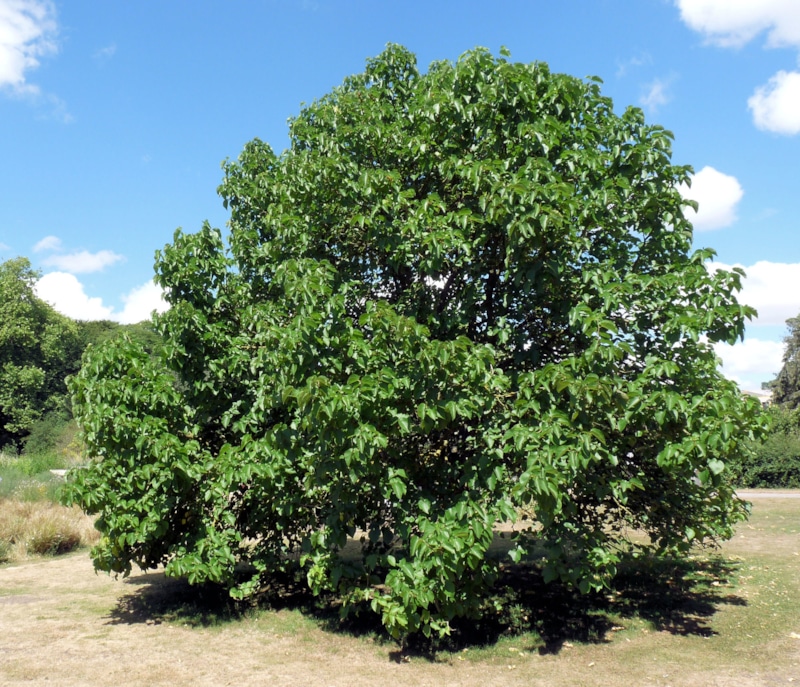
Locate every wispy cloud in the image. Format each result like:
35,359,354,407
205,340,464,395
615,53,652,78
0,0,58,95
93,42,117,62
41,249,124,274
639,76,674,112
33,234,61,252
0,1,71,120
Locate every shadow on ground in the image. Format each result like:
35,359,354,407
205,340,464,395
105,552,744,656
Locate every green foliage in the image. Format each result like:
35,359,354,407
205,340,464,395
63,45,766,640
0,258,83,449
767,313,800,409
77,319,164,358
22,412,74,458
728,405,800,488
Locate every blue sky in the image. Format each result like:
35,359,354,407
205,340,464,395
1,0,799,391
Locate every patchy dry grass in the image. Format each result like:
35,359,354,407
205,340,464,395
1,494,798,686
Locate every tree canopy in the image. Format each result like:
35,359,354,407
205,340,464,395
769,313,800,409
0,258,83,450
64,45,765,639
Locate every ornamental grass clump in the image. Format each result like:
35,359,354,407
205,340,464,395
0,500,98,561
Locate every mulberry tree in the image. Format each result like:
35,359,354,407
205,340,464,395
65,45,765,639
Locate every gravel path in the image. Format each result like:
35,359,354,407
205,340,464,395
737,490,800,499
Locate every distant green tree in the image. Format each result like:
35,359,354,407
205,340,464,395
728,405,800,488
0,258,83,449
769,314,800,409
77,319,163,358
64,46,766,640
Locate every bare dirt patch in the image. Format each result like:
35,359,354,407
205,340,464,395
1,494,799,686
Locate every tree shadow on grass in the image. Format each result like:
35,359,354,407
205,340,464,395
104,552,744,656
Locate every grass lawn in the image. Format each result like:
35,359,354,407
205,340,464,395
0,493,798,686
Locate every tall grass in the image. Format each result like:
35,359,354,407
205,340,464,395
0,500,99,563
0,452,63,502
0,418,98,563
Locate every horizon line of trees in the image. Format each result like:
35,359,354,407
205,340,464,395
0,256,161,455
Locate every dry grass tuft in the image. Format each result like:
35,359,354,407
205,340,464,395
0,499,99,562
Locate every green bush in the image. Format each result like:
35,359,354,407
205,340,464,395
22,412,72,457
729,406,800,488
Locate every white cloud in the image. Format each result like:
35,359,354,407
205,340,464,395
35,272,168,323
675,1,800,134
640,78,672,112
32,234,61,252
714,337,785,391
679,166,744,231
0,0,58,94
41,249,124,274
116,280,168,324
748,70,800,135
710,261,800,326
676,1,800,49
0,241,10,253
708,260,800,389
35,272,114,320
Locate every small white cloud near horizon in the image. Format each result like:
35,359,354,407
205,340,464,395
35,272,114,320
117,280,168,324
748,70,800,135
714,338,785,391
35,272,168,324
41,249,124,274
0,241,11,253
679,166,744,231
707,260,800,388
32,234,61,252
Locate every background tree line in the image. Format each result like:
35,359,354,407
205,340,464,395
729,314,800,488
0,256,160,462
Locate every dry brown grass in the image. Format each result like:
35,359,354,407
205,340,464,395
0,494,798,686
0,499,99,561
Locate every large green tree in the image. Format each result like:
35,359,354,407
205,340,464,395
0,258,83,449
769,314,800,408
64,46,765,639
